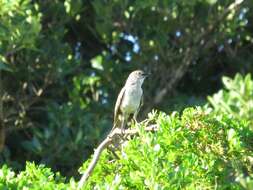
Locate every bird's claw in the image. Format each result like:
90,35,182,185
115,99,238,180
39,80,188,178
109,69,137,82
121,128,125,134
120,127,125,138
133,118,139,127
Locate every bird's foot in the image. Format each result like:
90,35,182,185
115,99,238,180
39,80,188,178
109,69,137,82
108,146,120,159
120,127,125,138
132,118,140,128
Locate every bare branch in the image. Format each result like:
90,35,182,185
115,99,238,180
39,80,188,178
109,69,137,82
78,124,158,189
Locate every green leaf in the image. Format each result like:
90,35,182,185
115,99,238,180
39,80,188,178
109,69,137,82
91,55,104,70
0,62,12,72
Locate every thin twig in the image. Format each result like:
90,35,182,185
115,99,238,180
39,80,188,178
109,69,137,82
78,124,158,189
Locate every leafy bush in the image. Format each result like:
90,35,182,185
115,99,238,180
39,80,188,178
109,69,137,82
0,162,75,190
79,108,253,189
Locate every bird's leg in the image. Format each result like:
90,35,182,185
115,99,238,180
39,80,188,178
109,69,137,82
133,95,143,125
107,146,120,159
121,117,126,135
133,112,138,124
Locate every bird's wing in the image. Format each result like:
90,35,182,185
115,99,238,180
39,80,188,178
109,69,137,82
140,94,144,107
133,93,143,121
113,86,126,127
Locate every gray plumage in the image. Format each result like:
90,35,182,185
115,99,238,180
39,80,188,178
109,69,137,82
112,70,148,132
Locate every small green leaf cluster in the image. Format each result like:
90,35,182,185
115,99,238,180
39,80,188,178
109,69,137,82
0,162,76,190
208,74,253,124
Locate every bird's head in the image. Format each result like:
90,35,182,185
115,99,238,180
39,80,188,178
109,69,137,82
126,70,150,86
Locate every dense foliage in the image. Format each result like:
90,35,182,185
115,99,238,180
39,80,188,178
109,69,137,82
81,110,252,189
1,74,253,189
0,0,252,181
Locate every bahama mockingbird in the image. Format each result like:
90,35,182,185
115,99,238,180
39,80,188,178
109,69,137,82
112,70,149,133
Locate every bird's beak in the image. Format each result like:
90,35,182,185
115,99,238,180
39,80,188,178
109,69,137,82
143,72,151,77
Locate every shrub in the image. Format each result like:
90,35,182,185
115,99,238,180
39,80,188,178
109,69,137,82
80,108,253,189
0,162,75,190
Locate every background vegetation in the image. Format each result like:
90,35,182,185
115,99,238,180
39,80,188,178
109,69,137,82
0,0,253,189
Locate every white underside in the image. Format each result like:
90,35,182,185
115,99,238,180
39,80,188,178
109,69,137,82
121,84,143,115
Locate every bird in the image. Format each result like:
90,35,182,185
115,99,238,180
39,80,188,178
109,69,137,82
112,70,149,133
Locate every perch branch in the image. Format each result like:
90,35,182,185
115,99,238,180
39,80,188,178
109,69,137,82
78,124,158,189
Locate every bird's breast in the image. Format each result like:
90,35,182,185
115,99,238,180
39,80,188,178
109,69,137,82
121,86,143,114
